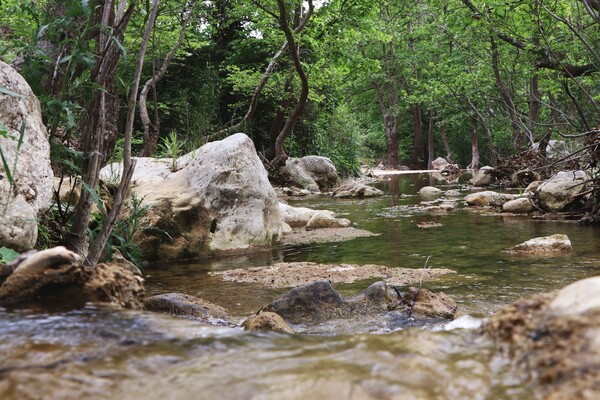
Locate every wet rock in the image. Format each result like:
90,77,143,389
110,249,142,276
537,170,588,212
444,189,462,197
485,280,600,399
464,191,517,207
264,281,351,323
469,166,495,186
144,293,228,321
345,281,399,314
306,212,351,230
502,197,534,214
548,276,600,317
401,287,457,319
0,61,54,251
508,234,572,254
431,157,449,170
283,156,338,192
0,247,144,308
242,311,295,334
440,163,460,176
418,186,443,198
332,182,383,198
102,133,282,262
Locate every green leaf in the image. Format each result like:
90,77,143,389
0,246,20,264
0,144,14,184
0,85,23,98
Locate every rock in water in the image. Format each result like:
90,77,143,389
508,234,573,254
144,293,228,322
242,311,295,334
536,170,588,212
464,191,516,207
264,281,350,323
469,166,495,186
401,287,457,319
0,61,54,251
103,133,282,262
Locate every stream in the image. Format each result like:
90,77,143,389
2,172,600,399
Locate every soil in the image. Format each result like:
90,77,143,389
281,227,378,246
210,262,455,288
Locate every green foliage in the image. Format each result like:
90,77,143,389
158,131,185,172
88,192,148,270
0,246,20,264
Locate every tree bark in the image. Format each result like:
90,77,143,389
427,110,435,169
490,36,522,149
467,117,480,170
270,0,313,166
440,122,452,164
410,105,424,168
66,1,135,257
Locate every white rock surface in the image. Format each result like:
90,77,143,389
549,276,600,317
464,191,517,207
502,197,535,214
537,171,587,212
284,156,338,192
508,234,573,254
0,61,53,251
469,166,495,186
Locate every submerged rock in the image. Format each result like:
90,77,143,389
144,293,228,323
0,61,54,252
263,280,456,324
332,182,383,198
418,186,443,198
242,311,295,334
508,234,573,254
0,247,144,308
401,286,457,319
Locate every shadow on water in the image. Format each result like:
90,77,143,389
2,172,599,399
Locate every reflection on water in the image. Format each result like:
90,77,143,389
2,172,599,399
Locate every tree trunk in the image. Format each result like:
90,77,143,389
140,7,191,156
465,96,497,165
490,36,522,149
440,122,452,164
270,0,313,167
410,104,424,168
66,1,135,257
427,110,435,169
467,117,480,170
527,72,540,145
265,76,293,160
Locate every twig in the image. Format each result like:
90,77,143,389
407,256,431,317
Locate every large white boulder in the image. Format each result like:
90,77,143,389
549,277,600,317
536,171,587,212
283,156,338,192
0,61,53,251
431,157,449,170
102,133,282,262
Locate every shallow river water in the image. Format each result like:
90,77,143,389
2,173,600,399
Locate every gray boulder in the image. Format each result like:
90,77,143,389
332,182,383,198
284,156,338,192
0,61,54,251
431,157,449,170
502,197,535,214
537,170,587,212
418,186,443,198
469,166,495,186
464,191,517,207
508,234,573,254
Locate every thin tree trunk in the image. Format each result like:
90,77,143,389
427,110,435,169
440,122,452,164
490,36,522,149
265,75,293,160
87,0,160,265
270,0,313,166
467,117,480,170
466,96,497,165
410,105,424,168
67,1,135,257
140,8,192,156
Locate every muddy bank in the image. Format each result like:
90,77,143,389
210,262,455,288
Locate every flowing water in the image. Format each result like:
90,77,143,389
2,173,600,399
